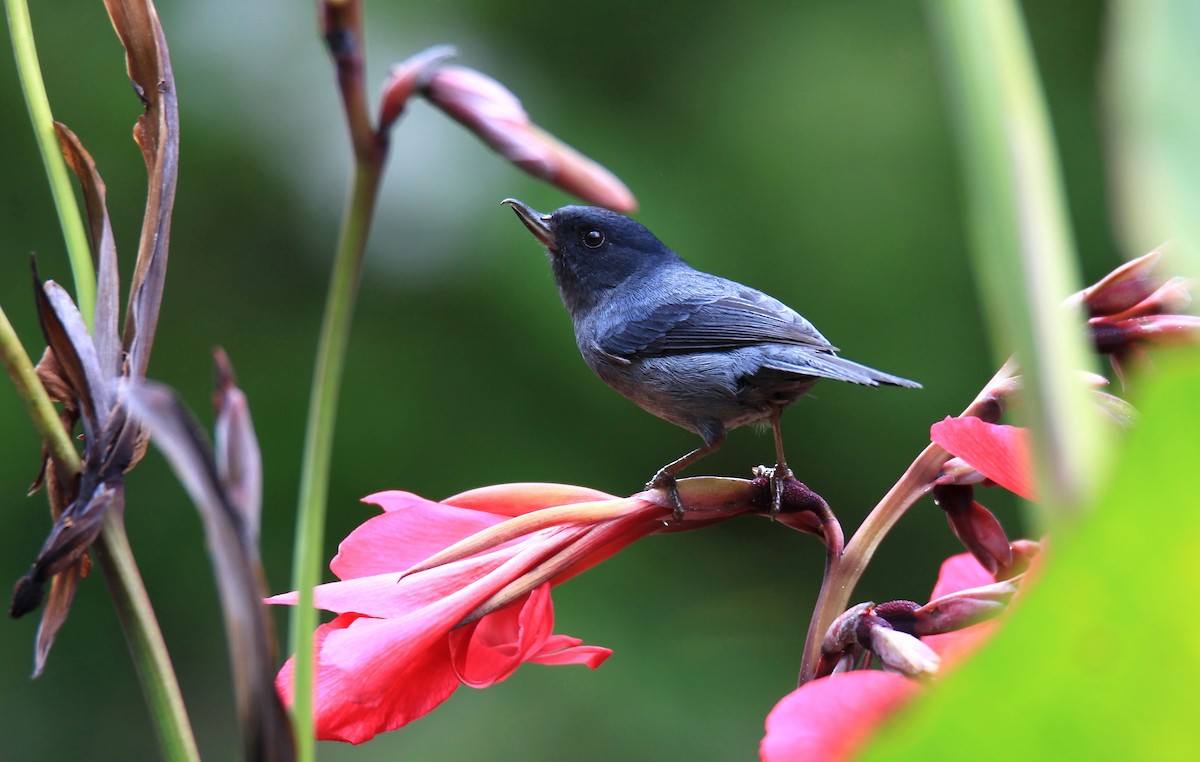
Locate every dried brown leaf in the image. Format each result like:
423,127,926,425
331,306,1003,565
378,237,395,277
54,123,121,377
103,0,179,379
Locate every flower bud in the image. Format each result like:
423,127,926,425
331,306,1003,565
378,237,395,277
378,45,456,132
423,66,636,211
911,579,1017,636
932,484,1013,576
1093,315,1200,355
868,620,941,677
1075,247,1162,317
821,602,874,658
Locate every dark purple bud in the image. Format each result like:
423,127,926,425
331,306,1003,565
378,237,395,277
872,600,921,634
1092,314,1200,358
932,484,1012,576
911,579,1017,636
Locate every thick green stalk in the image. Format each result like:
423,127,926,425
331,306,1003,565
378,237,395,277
288,156,383,761
4,0,95,327
1,307,199,761
926,0,1103,513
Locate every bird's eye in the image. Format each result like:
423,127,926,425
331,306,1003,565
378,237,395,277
582,229,605,248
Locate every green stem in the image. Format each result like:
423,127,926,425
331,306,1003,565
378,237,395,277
288,156,383,760
0,305,79,472
926,0,1102,512
1,306,198,760
94,510,202,762
4,0,96,327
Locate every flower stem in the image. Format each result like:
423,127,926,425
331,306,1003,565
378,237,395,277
93,509,202,762
1,305,199,760
288,155,383,759
798,363,1016,684
4,0,95,328
289,7,385,756
0,305,78,472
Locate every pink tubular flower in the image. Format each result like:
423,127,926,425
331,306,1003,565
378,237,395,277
930,416,1034,500
270,478,788,743
760,553,1003,762
269,485,637,742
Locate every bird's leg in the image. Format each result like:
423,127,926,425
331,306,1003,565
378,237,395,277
647,428,726,522
769,410,794,515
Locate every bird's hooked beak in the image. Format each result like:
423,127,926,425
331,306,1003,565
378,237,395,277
501,198,556,251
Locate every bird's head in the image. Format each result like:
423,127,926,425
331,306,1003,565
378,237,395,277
502,199,680,314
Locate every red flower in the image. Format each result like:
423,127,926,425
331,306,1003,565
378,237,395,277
930,416,1035,500
760,554,1000,761
269,484,650,743
269,479,783,743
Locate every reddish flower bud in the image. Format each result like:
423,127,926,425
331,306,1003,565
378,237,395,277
1092,314,1200,355
911,578,1016,636
932,484,1013,576
999,538,1042,580
1074,247,1162,317
1097,277,1192,323
378,45,456,132
422,66,636,211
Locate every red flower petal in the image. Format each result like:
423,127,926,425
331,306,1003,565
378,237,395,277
526,635,612,669
272,504,623,743
450,584,556,688
760,672,921,762
276,612,463,744
448,586,611,685
930,416,1035,500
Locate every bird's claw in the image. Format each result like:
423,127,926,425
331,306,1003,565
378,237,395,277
647,470,686,522
753,464,794,516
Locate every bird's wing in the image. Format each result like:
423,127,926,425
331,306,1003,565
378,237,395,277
600,288,835,359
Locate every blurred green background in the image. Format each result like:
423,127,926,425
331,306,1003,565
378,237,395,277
0,1,1119,760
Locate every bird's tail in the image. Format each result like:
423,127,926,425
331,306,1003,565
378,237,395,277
763,351,922,389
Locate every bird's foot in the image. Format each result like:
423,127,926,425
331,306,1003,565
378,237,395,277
753,463,795,516
646,470,686,522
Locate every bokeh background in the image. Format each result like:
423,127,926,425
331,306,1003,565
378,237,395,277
0,2,1119,760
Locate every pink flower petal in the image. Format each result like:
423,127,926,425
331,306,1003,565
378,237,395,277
929,552,996,601
922,620,998,666
930,416,1035,500
761,671,921,762
268,547,519,619
923,553,1000,665
333,492,506,578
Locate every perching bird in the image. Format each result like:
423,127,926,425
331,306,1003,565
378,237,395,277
502,199,920,517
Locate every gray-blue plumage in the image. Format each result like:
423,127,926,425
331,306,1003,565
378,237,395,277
503,200,919,514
